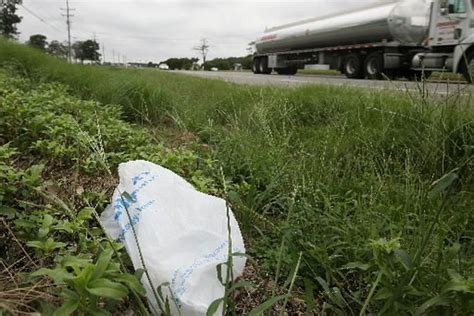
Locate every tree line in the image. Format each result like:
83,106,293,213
1,1,100,63
152,56,252,70
202,56,252,71
28,34,101,63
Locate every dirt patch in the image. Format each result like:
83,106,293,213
234,259,315,315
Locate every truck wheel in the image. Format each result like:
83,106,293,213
461,52,474,83
252,58,261,74
276,67,298,75
343,54,364,79
287,67,298,75
259,57,272,75
365,52,384,80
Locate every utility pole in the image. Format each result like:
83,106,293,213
102,42,106,64
193,38,210,67
93,32,101,63
61,0,75,63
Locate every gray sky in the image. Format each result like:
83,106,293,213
18,0,386,63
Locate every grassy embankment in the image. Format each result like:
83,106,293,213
1,39,473,314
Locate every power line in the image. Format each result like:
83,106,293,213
70,27,252,44
20,4,63,34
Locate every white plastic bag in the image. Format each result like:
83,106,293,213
100,160,246,315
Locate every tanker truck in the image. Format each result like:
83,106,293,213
252,0,474,82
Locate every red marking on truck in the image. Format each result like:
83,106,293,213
261,34,277,41
437,20,460,27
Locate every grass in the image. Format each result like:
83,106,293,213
1,39,474,314
430,71,466,81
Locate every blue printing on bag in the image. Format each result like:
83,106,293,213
112,170,158,241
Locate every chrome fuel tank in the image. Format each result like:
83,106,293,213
255,0,432,54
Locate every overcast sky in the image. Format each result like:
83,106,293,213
18,0,387,63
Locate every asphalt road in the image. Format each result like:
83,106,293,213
176,71,474,96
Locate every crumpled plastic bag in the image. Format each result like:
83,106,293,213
100,160,246,315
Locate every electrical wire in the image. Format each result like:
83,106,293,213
20,4,64,34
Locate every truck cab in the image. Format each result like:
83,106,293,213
416,0,474,81
429,0,474,46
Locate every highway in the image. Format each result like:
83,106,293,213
176,71,474,96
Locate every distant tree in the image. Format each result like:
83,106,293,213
239,55,253,69
203,55,253,71
246,43,255,55
80,40,101,63
162,57,198,70
72,40,100,63
203,58,231,71
72,41,84,63
147,61,155,68
193,38,210,66
47,40,68,59
0,0,22,38
27,34,47,50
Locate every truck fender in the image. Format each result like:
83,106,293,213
453,34,474,73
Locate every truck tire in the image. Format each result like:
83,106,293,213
461,52,474,83
343,54,364,79
276,67,298,75
287,67,298,75
259,57,272,75
364,52,384,80
252,58,261,74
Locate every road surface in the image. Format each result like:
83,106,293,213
176,71,474,95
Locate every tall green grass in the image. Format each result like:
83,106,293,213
1,39,473,314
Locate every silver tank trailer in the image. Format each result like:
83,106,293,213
255,0,432,54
